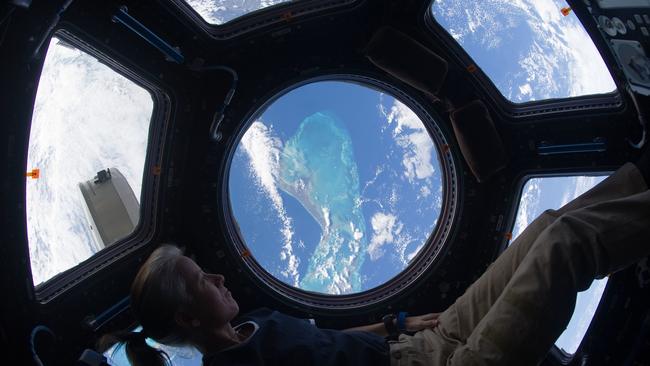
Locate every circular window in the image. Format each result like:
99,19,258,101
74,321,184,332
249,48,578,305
227,78,457,307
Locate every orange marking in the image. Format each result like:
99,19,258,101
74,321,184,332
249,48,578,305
281,12,293,22
152,165,162,176
241,250,251,258
505,232,512,240
561,7,572,16
25,168,40,179
466,64,478,73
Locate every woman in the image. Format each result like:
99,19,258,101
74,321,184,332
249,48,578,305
98,244,438,365
99,156,650,366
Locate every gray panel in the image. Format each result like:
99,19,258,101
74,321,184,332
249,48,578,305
597,0,650,9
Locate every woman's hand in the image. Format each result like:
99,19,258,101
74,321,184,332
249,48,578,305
404,313,441,332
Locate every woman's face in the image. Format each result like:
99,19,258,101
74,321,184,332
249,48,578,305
175,256,239,328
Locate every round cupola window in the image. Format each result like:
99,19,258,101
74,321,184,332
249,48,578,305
227,77,457,307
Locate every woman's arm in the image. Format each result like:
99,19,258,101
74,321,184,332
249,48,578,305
342,313,441,336
343,322,388,336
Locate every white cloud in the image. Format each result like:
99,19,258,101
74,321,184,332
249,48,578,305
389,186,399,208
349,222,363,242
368,212,403,261
511,178,541,241
312,256,333,282
406,243,426,262
432,0,616,102
185,0,226,24
185,0,289,25
303,232,358,295
240,121,300,285
322,207,331,232
518,83,533,98
330,271,353,294
383,101,436,182
529,0,560,23
559,176,605,207
362,165,384,193
514,0,616,99
26,38,152,285
561,24,617,97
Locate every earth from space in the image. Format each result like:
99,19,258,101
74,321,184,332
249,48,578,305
185,0,292,25
432,0,615,102
229,81,444,295
26,37,153,286
23,0,620,363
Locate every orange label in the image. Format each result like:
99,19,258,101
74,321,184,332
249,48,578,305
25,168,40,179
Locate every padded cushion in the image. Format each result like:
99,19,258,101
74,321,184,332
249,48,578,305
450,100,508,182
365,26,448,96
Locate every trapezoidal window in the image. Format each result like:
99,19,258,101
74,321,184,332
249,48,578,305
429,0,617,103
184,0,293,25
511,174,609,355
228,78,457,304
26,36,154,286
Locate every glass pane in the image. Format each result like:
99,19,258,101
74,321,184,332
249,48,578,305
104,326,202,365
511,175,608,354
184,0,293,25
430,0,616,103
229,81,444,295
26,37,153,286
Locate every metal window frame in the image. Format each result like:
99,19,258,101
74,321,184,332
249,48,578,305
221,74,461,310
29,28,171,304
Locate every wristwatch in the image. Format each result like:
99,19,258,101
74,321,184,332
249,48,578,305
382,313,399,340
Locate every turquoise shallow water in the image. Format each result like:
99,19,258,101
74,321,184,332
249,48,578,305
277,112,367,294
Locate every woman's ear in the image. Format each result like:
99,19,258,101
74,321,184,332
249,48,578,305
175,309,200,329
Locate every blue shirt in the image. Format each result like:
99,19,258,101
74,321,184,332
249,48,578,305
203,308,390,366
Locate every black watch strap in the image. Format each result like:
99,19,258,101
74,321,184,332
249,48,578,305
382,314,399,340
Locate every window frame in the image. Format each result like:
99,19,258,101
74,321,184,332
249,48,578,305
423,0,623,118
505,170,613,361
29,28,171,303
221,73,461,310
168,0,361,39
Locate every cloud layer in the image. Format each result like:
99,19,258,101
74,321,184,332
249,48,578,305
186,0,290,24
27,38,153,285
240,121,300,285
433,0,616,102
